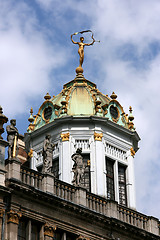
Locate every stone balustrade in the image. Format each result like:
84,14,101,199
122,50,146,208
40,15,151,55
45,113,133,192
21,166,43,190
5,160,160,236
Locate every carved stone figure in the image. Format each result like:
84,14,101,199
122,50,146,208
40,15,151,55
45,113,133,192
6,119,19,159
42,134,54,174
72,148,85,186
71,30,96,68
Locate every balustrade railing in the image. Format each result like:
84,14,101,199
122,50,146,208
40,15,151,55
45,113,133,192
21,166,43,190
54,178,76,202
19,165,158,235
105,143,126,161
87,192,107,214
118,205,148,230
74,139,90,150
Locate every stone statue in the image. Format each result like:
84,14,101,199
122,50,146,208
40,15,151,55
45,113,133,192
71,30,96,68
72,148,85,186
6,119,19,160
42,134,54,174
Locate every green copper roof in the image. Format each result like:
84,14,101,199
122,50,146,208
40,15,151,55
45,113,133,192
27,74,135,133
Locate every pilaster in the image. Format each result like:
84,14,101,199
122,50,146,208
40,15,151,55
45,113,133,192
7,209,22,240
94,132,105,196
126,149,136,209
60,132,70,183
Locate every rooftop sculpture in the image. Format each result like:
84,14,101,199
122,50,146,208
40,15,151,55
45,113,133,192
71,30,99,74
6,119,19,160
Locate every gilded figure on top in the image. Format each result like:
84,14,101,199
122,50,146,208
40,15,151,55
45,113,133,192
71,30,97,68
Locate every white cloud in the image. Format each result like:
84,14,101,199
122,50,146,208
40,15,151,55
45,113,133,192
0,1,66,117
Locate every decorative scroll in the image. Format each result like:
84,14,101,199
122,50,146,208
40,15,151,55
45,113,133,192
94,132,103,141
7,209,22,224
61,132,70,142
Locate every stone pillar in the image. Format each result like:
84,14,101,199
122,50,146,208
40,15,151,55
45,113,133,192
106,200,118,218
147,216,159,235
60,132,70,183
126,149,136,209
75,187,87,206
44,223,56,240
94,132,105,196
42,174,54,194
5,158,21,181
7,209,22,240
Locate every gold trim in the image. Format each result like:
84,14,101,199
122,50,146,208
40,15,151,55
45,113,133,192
130,147,135,157
28,148,33,158
94,132,103,141
12,135,17,158
61,132,70,142
0,209,5,218
44,223,56,237
7,210,22,225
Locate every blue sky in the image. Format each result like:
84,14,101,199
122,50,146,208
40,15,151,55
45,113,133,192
1,0,160,219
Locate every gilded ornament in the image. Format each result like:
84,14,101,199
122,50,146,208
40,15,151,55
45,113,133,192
130,147,135,157
28,148,33,158
44,92,51,101
44,223,56,237
94,132,103,141
61,132,70,142
7,209,22,224
0,208,5,218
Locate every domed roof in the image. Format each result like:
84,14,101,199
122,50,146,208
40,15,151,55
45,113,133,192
27,73,135,132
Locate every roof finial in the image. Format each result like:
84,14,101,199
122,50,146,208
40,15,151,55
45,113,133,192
28,107,34,123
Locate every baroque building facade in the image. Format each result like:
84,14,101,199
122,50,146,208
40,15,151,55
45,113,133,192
0,51,160,240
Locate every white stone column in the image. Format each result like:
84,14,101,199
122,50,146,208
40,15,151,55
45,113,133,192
31,151,37,170
94,132,105,196
126,149,136,209
60,132,70,183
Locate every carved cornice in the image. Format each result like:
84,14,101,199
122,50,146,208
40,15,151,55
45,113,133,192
94,132,103,141
44,223,56,237
130,147,135,157
61,132,70,142
7,209,22,224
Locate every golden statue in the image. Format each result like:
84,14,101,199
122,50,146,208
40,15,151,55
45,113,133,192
71,30,99,69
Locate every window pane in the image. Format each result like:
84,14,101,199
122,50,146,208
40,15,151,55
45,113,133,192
31,222,40,240
18,219,27,240
106,158,115,200
53,158,59,179
118,165,127,206
80,154,91,192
